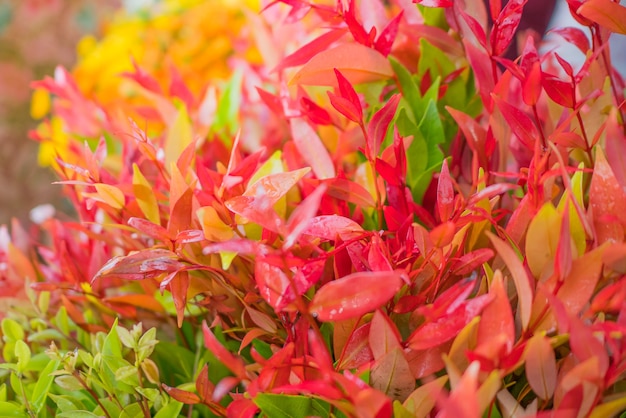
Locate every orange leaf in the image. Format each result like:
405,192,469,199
578,0,626,34
132,164,160,224
369,310,402,359
589,147,626,244
94,183,125,209
310,271,404,321
289,43,394,87
476,270,515,352
525,334,557,400
486,232,533,330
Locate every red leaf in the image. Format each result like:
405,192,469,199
604,109,626,190
310,271,404,321
578,0,626,34
407,294,493,350
548,27,590,53
463,40,495,108
451,248,494,275
374,12,404,56
436,160,454,222
492,94,539,150
328,93,363,123
522,62,542,106
542,75,575,108
490,0,527,56
367,94,401,158
344,2,372,46
202,322,247,379
162,384,200,404
226,195,285,234
335,68,363,118
195,364,215,402
170,271,189,328
128,217,172,243
273,28,348,72
300,97,333,125
92,249,184,282
338,322,374,370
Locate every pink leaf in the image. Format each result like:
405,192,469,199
490,0,527,56
310,271,404,321
290,118,336,179
437,160,454,222
548,27,590,53
302,215,364,241
367,94,401,158
284,185,327,249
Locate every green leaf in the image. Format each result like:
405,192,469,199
393,400,415,418
54,375,84,391
48,394,84,413
30,359,60,414
254,394,331,418
213,68,243,142
418,39,455,80
54,306,70,336
115,365,139,385
117,325,135,349
14,340,30,373
0,402,28,418
390,57,422,124
119,402,144,418
137,327,158,362
57,411,101,418
1,319,24,342
154,400,183,418
251,339,273,360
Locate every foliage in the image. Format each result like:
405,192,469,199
3,0,626,416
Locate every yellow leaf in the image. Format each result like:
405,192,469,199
165,107,193,170
133,164,160,224
219,251,237,270
94,184,125,209
30,88,50,119
197,206,234,242
525,202,560,279
589,396,626,418
403,376,448,418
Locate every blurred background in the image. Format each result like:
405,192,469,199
0,0,120,224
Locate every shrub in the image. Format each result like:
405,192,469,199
3,0,626,416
